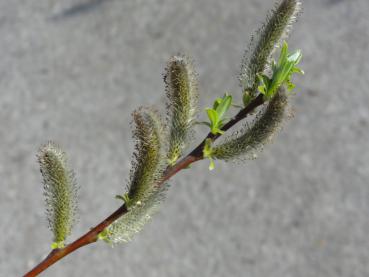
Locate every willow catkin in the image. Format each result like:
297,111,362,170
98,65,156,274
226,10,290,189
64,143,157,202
164,55,199,165
212,88,289,161
127,108,166,203
105,108,167,243
38,142,78,248
240,0,301,95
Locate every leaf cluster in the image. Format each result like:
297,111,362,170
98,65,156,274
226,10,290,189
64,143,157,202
204,94,233,135
258,41,303,100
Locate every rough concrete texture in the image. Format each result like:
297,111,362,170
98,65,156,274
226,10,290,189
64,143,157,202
1,0,368,276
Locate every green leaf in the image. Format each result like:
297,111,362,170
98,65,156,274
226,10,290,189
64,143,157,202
203,138,213,158
115,195,125,201
215,95,232,119
278,41,289,66
213,98,222,110
208,158,215,171
242,91,253,107
206,109,219,126
257,74,270,96
97,229,112,244
232,103,244,109
194,121,212,127
116,193,132,207
204,94,233,135
203,138,216,170
213,128,224,135
288,49,302,63
258,41,303,99
292,67,304,75
286,79,296,91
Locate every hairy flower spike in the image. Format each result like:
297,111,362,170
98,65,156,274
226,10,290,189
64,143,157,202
165,55,199,165
127,108,166,204
104,108,167,243
37,142,78,249
240,0,301,97
212,88,289,161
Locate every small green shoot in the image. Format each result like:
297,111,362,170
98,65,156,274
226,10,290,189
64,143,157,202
97,229,113,244
258,41,303,100
242,91,253,107
205,94,233,135
203,138,215,170
115,193,132,208
51,241,65,250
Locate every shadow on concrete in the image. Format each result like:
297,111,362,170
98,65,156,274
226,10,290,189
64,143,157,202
50,0,111,21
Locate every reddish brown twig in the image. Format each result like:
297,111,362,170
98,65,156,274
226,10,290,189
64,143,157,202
23,95,264,277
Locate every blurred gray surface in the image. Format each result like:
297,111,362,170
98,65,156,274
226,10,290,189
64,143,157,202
1,0,369,276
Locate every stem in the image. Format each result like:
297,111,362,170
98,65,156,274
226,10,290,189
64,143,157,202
23,94,265,277
24,205,128,277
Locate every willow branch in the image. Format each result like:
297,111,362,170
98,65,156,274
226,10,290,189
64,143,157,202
23,94,265,277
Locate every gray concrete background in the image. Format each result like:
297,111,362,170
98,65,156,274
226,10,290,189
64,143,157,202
1,0,368,276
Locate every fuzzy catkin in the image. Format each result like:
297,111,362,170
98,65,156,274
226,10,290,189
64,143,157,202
240,0,301,94
38,142,78,247
127,108,166,203
106,108,167,243
212,88,289,161
165,55,199,165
